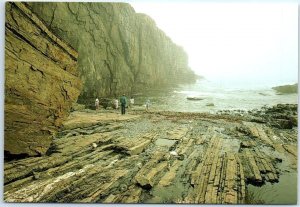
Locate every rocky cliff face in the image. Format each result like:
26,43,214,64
27,2,197,100
5,2,82,156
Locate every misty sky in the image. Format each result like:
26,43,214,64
131,3,298,87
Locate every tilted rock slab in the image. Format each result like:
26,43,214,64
4,107,297,203
5,2,82,156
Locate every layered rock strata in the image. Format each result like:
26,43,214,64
4,104,297,204
27,2,197,100
5,2,82,156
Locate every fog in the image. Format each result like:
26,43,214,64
131,2,298,88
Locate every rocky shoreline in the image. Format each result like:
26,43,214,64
272,83,298,94
4,104,297,204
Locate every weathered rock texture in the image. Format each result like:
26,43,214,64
26,2,197,100
4,104,297,204
5,2,82,156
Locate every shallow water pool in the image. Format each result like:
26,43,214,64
247,172,297,204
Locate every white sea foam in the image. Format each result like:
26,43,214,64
140,80,297,113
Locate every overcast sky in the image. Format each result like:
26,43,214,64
131,2,298,87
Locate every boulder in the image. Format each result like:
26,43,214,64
5,2,82,156
71,103,86,111
273,119,293,129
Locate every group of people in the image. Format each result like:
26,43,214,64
95,95,142,115
113,96,134,109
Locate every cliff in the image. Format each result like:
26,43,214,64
27,2,197,100
5,2,82,156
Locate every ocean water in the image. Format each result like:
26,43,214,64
134,80,298,112
134,80,298,204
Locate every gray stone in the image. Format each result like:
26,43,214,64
28,2,197,100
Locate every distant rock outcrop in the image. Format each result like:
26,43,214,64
27,2,197,101
272,83,298,94
5,2,82,156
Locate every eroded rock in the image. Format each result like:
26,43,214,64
4,104,297,204
27,2,197,100
5,2,82,156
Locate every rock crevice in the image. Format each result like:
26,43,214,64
27,2,197,100
4,104,297,203
5,2,82,156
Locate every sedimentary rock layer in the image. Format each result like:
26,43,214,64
27,2,197,99
4,104,297,203
5,2,82,156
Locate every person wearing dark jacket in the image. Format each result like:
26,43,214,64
120,94,127,115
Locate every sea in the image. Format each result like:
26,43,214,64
134,79,298,204
134,79,298,112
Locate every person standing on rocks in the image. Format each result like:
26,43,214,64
113,98,119,109
95,98,99,111
129,97,134,109
120,94,127,115
145,99,150,111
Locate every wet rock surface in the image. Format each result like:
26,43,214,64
4,104,297,204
